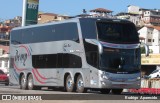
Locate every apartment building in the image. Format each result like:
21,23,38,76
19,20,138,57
116,5,160,27
138,26,160,53
140,9,160,26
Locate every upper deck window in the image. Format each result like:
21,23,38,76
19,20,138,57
96,21,139,44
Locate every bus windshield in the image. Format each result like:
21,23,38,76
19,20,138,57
97,21,139,44
100,47,140,73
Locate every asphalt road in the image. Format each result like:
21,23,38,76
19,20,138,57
0,84,160,103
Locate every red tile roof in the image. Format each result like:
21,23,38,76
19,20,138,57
90,8,113,13
146,25,160,31
39,13,58,16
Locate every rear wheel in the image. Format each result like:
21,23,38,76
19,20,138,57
76,75,87,93
20,74,27,90
65,75,75,92
27,74,40,90
112,89,123,94
100,89,110,94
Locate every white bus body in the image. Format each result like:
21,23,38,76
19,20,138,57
10,18,142,94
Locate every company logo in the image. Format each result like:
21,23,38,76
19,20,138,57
15,50,27,66
28,0,39,9
2,95,11,100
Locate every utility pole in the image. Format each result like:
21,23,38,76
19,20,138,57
22,0,27,27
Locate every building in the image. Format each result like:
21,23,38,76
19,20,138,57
89,8,113,18
0,25,11,46
4,16,22,27
116,12,140,26
140,9,160,26
38,13,69,24
0,45,9,74
138,26,160,53
116,5,160,27
116,6,141,27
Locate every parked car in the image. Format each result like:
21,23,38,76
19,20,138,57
148,69,160,78
0,69,9,86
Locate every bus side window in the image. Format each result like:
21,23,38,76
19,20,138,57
86,51,98,68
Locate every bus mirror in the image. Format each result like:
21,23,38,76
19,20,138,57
141,42,149,57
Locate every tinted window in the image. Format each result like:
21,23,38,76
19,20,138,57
11,30,22,44
32,53,82,68
80,19,97,39
11,23,79,44
83,40,99,68
63,54,82,68
97,22,139,44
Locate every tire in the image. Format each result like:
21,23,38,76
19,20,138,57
5,80,9,86
20,74,27,90
76,75,87,93
5,83,9,86
65,75,75,92
112,89,123,94
100,89,110,94
27,74,40,90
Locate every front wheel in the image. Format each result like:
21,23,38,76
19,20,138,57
100,89,110,94
76,75,87,93
112,89,123,94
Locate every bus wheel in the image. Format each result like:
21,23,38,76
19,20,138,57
20,74,27,90
112,89,123,94
76,75,86,93
27,74,36,90
65,75,75,92
100,89,110,94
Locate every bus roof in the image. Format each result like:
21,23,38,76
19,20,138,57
12,17,132,31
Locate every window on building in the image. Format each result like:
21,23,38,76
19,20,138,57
148,39,152,42
153,39,154,42
0,60,2,67
4,60,8,68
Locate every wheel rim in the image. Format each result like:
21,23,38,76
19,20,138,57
21,76,26,87
28,77,33,89
67,78,73,89
78,79,84,89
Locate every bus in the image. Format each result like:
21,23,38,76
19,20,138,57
9,18,149,94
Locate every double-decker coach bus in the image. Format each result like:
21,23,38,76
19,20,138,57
9,18,149,94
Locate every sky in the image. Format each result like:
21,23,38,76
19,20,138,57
0,0,160,21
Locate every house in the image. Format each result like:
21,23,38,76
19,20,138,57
0,25,11,46
38,13,69,24
138,26,160,53
89,8,113,18
0,45,9,74
116,12,140,26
